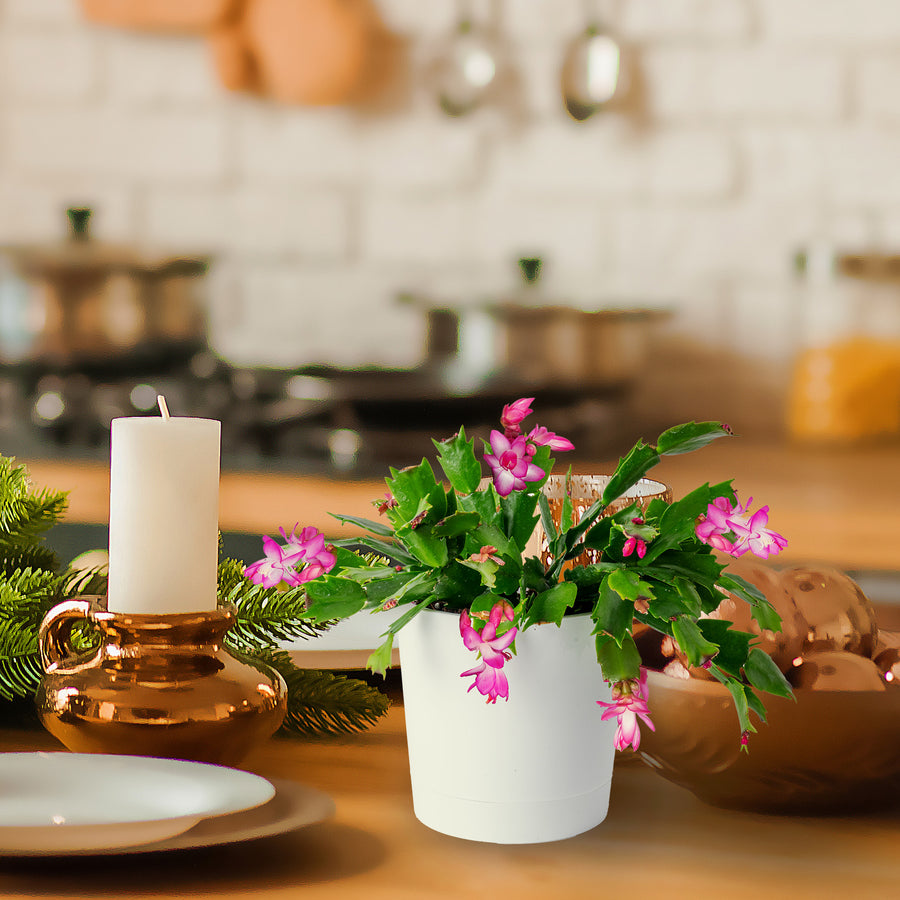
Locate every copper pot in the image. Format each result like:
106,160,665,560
0,208,209,368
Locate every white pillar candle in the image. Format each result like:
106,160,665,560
107,402,221,615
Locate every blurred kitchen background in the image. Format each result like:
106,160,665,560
3,0,900,477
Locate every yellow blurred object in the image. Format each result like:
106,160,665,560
788,337,900,442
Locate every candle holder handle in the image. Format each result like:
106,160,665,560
39,597,103,675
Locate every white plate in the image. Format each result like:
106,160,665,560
0,778,335,857
0,753,276,853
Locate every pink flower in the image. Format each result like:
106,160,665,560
281,524,337,583
244,536,306,589
484,430,545,497
729,503,788,560
623,535,647,559
500,397,534,438
597,670,655,752
245,524,336,589
527,425,575,452
695,495,787,560
459,604,518,703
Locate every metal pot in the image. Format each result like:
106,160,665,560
410,295,669,391
0,208,209,369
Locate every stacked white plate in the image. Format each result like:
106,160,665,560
0,753,334,856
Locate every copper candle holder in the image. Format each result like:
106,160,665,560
36,598,287,766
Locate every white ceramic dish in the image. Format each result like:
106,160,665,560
0,777,335,857
0,753,276,853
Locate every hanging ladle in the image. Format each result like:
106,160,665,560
432,0,499,117
561,0,623,121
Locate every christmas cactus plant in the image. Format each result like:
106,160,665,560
246,400,792,749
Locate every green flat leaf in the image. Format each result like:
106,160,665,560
643,551,724,588
395,526,448,569
386,459,446,523
744,685,768,724
656,421,732,456
644,579,694,620
538,493,558,542
432,511,480,538
597,633,641,682
607,568,654,604
718,571,765,604
433,562,482,603
592,577,634,645
673,576,703,617
601,441,660,507
500,489,541,552
564,562,620,586
329,512,394,537
744,647,794,699
671,616,718,667
367,634,395,678
434,428,483,495
330,547,368,570
722,674,752,736
333,536,417,567
583,517,613,552
697,618,752,676
523,582,576,628
459,556,502,590
305,577,367,622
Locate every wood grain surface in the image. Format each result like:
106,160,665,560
0,703,898,899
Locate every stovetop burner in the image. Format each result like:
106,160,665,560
0,353,637,476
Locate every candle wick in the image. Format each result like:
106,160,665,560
157,396,171,420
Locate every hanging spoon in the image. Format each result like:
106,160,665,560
561,0,623,121
432,0,498,117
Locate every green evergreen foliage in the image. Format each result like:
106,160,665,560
257,649,391,736
0,455,390,736
218,557,328,652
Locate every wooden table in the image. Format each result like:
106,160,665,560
1,703,898,900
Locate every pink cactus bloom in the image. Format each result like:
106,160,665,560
281,524,337,582
500,397,534,438
623,535,647,559
728,504,788,560
527,425,575,452
459,605,518,703
695,495,787,560
597,670,655,752
244,536,306,589
484,430,545,497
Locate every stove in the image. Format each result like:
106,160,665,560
0,349,639,477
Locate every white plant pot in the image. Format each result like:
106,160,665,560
398,609,616,844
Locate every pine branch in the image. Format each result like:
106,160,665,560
252,649,390,736
0,653,43,702
219,558,329,653
0,458,67,542
0,545,60,579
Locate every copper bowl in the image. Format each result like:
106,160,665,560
639,669,900,814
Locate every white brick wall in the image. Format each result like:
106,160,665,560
0,0,898,384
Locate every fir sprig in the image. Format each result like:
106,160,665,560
256,649,391,736
218,558,328,653
0,458,68,546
